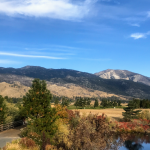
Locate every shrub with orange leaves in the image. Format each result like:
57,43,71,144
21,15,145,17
55,104,69,124
19,137,37,148
66,109,75,121
45,144,57,150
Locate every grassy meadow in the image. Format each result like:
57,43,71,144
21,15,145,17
54,102,150,120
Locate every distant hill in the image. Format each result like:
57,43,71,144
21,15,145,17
95,69,150,86
0,66,150,99
0,66,95,80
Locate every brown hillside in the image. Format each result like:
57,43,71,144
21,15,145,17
0,81,127,99
0,82,30,98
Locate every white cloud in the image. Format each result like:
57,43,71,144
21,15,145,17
130,33,146,39
0,0,94,20
0,59,20,64
0,52,66,59
130,31,150,40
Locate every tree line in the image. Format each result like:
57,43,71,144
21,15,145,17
128,98,150,108
74,97,92,108
100,99,122,108
73,98,122,108
4,96,23,104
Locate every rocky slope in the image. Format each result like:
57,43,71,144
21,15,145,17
95,69,150,86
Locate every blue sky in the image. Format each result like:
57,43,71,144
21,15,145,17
0,0,150,76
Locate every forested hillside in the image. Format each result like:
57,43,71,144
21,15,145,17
0,66,150,99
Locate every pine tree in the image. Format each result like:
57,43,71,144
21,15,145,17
101,99,107,108
80,97,86,108
94,99,98,108
122,101,142,121
74,99,79,108
113,100,117,107
107,100,110,107
54,97,59,105
0,95,6,125
87,98,91,106
117,100,121,106
22,78,58,138
61,97,69,107
130,99,140,108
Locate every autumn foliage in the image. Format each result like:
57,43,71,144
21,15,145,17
55,104,69,124
0,95,6,124
19,137,36,148
114,119,150,133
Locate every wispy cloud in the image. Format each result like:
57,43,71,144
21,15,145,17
24,48,47,51
0,59,20,64
24,45,89,53
124,16,147,25
130,31,150,40
129,23,140,27
24,45,83,51
147,11,150,17
0,0,95,20
51,45,82,50
0,52,66,59
79,58,112,61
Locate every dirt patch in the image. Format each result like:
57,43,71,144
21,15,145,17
0,125,25,138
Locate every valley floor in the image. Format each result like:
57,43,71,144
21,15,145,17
72,108,150,120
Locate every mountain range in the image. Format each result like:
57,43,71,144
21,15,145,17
0,66,150,100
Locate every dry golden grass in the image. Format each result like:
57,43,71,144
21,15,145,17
3,139,40,150
0,81,127,100
0,82,30,98
73,108,150,119
4,144,39,150
73,108,125,118
47,83,126,99
121,103,128,106
51,104,55,108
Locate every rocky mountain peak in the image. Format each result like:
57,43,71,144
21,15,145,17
94,69,150,86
